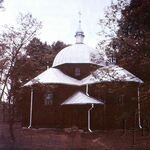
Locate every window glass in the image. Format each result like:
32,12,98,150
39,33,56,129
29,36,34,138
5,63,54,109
44,91,53,105
75,67,80,76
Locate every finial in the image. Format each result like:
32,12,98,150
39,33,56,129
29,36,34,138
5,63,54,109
78,11,81,20
79,12,81,23
78,11,82,31
75,12,85,44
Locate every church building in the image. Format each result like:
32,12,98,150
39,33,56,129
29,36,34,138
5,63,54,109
22,19,143,131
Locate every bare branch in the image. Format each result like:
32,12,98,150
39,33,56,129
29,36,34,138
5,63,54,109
0,13,42,102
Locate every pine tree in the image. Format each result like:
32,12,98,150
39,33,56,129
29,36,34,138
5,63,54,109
115,0,150,81
113,0,150,126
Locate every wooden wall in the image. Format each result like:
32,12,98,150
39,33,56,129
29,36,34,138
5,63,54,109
21,83,138,130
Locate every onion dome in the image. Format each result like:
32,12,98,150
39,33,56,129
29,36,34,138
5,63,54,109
52,44,105,67
52,14,105,67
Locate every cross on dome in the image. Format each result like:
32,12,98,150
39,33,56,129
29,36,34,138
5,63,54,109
78,12,82,31
75,12,85,44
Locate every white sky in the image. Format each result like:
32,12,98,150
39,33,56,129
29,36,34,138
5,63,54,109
0,0,115,47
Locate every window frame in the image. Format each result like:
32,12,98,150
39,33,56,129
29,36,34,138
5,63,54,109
75,67,81,76
44,91,53,105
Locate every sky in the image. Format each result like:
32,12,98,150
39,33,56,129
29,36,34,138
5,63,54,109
0,0,115,47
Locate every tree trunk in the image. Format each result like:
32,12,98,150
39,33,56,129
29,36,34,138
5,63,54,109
8,93,15,142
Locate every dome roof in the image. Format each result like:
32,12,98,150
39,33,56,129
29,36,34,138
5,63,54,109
52,43,105,67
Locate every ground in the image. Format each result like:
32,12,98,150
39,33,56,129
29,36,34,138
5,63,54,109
0,122,150,150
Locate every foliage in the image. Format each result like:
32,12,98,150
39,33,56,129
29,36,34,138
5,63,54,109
10,38,67,116
97,0,129,56
113,0,150,122
19,39,67,84
98,0,150,125
0,0,3,8
115,0,150,80
0,13,42,102
0,13,42,141
98,0,150,80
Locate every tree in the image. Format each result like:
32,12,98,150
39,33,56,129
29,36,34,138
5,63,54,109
114,0,150,127
13,39,68,84
0,13,42,102
11,37,52,87
98,0,150,129
115,0,150,80
9,38,67,120
97,0,129,58
0,0,4,9
0,13,42,141
98,0,150,80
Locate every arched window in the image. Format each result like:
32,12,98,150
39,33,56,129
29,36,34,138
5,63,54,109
44,91,53,105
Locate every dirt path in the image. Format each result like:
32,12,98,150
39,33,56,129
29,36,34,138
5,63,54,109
0,122,150,150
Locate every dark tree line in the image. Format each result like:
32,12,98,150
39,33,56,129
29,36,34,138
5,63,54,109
115,0,150,81
98,0,150,126
114,0,150,122
13,38,67,85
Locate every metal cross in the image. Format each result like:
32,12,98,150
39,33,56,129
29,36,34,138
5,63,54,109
78,11,81,23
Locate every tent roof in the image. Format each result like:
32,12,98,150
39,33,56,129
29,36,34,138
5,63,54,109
61,91,104,105
24,67,80,86
81,65,143,85
24,65,143,87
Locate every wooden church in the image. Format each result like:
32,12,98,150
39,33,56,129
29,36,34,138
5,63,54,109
22,19,143,131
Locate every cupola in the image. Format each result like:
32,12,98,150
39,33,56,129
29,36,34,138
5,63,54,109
75,12,85,44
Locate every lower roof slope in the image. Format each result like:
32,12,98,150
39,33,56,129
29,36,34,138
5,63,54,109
81,65,143,85
24,65,143,87
61,91,104,105
24,67,80,86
